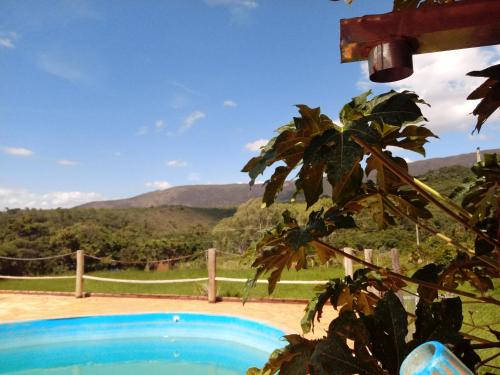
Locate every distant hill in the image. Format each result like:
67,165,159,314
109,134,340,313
408,148,499,176
79,148,499,209
78,183,285,209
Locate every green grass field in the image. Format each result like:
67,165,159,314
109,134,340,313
0,266,345,299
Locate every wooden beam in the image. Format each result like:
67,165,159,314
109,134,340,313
340,0,500,63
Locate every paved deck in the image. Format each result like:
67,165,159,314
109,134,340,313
0,293,336,338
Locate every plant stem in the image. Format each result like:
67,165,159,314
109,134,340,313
381,195,499,270
352,136,500,251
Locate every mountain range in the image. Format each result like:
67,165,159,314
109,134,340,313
79,148,499,209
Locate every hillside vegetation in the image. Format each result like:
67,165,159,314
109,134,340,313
0,165,476,276
0,206,234,275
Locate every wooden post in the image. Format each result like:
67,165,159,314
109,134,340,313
207,248,216,303
364,248,373,264
391,248,404,303
391,248,400,273
343,247,354,277
75,249,85,298
364,249,380,296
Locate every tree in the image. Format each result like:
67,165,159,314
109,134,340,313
242,1,500,371
242,88,498,373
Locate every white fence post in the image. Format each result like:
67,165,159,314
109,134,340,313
75,249,85,298
391,248,404,303
364,248,380,296
364,248,373,264
343,247,354,277
207,248,217,303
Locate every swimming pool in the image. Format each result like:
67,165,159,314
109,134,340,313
0,313,285,374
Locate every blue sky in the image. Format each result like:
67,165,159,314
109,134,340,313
0,0,498,208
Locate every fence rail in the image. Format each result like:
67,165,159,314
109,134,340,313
0,247,417,305
82,275,209,284
0,275,75,280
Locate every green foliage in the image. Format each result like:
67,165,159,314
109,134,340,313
242,90,435,289
243,90,499,375
0,206,233,275
467,64,500,134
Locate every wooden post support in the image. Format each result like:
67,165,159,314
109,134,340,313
364,248,373,264
343,247,354,277
75,249,85,298
364,249,380,296
391,248,401,273
391,248,404,303
207,248,217,303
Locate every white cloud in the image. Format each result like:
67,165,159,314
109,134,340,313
204,0,258,23
468,133,492,141
37,54,88,83
155,120,165,131
169,93,190,109
205,0,258,9
179,111,205,133
170,81,198,95
56,159,79,166
223,99,237,107
136,126,148,136
0,187,103,209
187,173,201,182
245,138,268,152
166,160,188,168
145,180,172,190
0,32,17,49
1,147,34,157
357,47,500,134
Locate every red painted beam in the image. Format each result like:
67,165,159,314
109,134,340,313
340,0,500,63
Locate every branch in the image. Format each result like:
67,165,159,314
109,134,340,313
353,136,500,250
470,343,500,350
312,239,500,306
475,351,500,372
381,195,499,270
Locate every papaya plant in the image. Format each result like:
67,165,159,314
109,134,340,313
242,90,499,374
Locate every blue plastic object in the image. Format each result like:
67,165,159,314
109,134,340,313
400,341,473,375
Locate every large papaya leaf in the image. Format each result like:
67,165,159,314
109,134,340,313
365,152,408,192
247,335,318,375
242,106,335,206
302,271,384,334
309,332,383,375
362,291,408,375
411,263,444,303
467,64,500,134
245,210,336,296
243,91,433,209
301,282,337,334
440,256,495,294
461,154,500,255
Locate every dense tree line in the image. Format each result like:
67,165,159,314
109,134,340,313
0,206,233,275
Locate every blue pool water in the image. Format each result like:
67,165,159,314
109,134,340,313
0,313,285,374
